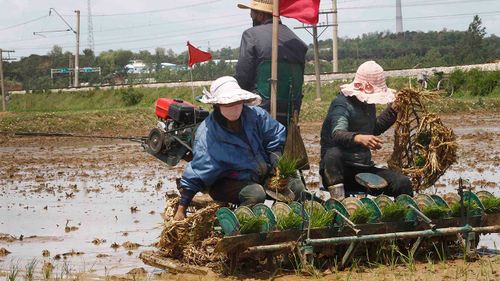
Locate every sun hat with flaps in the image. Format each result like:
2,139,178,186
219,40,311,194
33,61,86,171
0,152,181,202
237,0,273,14
200,76,262,105
340,60,395,104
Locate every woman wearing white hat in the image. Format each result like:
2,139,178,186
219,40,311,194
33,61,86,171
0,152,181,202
174,76,305,220
319,61,413,198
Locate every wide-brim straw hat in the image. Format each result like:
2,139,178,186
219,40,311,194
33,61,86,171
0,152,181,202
237,0,273,14
340,60,395,104
200,76,261,105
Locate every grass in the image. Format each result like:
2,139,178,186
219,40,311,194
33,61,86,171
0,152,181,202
380,203,408,223
276,211,303,230
2,77,499,135
422,205,450,220
449,201,482,217
307,208,335,228
236,214,268,234
349,205,373,224
481,197,500,214
24,258,38,281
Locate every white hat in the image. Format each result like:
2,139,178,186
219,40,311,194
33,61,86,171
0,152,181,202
340,61,395,104
200,76,262,105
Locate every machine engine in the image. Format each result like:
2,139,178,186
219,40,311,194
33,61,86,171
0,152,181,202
144,98,209,166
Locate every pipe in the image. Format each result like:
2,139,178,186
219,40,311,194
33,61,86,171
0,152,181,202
245,242,296,254
333,209,360,235
306,225,500,247
407,204,436,230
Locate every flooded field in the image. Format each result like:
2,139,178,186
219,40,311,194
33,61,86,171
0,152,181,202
0,111,499,278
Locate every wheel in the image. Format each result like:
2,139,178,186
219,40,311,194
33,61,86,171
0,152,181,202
147,128,165,154
437,79,454,97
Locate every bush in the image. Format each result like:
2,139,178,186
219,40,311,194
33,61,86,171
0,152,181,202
119,87,144,106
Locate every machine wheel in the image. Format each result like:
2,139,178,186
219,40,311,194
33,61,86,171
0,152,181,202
148,128,165,154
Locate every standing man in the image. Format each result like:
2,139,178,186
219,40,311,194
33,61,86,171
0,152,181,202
235,0,308,126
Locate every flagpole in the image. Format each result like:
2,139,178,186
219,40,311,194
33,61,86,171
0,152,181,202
189,67,195,101
270,0,279,119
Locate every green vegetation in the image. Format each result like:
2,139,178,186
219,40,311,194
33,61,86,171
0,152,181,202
4,15,498,91
307,208,335,228
275,156,299,179
349,205,373,224
276,211,303,230
481,197,500,214
422,205,450,220
236,214,268,234
380,203,408,223
449,201,482,217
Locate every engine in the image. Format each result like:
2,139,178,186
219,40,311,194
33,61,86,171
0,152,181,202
144,98,209,166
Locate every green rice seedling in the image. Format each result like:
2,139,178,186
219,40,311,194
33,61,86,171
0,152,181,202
422,205,450,220
349,205,372,224
481,197,500,214
380,202,408,223
8,263,20,281
275,156,299,179
24,258,38,281
413,153,426,167
308,208,335,228
269,156,298,190
276,211,303,230
450,201,481,217
237,214,268,234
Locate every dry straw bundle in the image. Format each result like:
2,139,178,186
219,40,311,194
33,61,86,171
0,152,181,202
158,194,225,267
388,88,457,191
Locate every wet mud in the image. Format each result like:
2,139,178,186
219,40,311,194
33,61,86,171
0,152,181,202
0,111,498,277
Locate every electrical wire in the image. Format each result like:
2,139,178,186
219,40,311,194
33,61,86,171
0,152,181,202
0,15,49,32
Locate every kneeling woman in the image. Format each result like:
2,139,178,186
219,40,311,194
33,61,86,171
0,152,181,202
174,76,304,220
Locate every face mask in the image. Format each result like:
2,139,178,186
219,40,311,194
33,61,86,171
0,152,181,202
220,103,243,121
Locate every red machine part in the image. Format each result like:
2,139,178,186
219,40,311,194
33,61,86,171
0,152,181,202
155,98,195,119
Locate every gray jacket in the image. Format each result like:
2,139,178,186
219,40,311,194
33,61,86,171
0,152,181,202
234,19,308,91
320,92,397,167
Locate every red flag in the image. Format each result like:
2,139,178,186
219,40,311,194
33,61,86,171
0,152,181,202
280,0,320,25
187,41,212,68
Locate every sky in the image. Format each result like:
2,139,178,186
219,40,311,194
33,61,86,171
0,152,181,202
0,0,499,59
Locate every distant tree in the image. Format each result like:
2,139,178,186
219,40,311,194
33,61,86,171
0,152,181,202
462,15,487,64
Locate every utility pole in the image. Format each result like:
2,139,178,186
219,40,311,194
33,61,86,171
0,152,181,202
332,0,339,72
296,3,339,74
312,25,322,101
396,0,403,33
0,49,15,112
74,10,80,88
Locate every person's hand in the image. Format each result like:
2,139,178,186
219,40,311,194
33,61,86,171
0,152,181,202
390,100,400,112
173,205,187,221
354,134,383,150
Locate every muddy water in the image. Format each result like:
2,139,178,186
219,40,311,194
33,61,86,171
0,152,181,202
0,112,499,276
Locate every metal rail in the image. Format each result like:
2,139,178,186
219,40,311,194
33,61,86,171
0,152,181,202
306,225,500,247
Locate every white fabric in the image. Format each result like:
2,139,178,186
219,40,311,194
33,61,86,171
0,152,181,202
200,76,262,105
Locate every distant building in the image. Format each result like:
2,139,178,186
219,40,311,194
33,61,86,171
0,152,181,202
125,60,147,74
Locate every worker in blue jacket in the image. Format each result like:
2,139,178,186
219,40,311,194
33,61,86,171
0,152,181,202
174,76,305,220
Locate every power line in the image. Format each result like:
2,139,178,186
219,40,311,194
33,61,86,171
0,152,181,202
335,0,497,10
79,0,223,17
0,15,49,32
6,10,500,52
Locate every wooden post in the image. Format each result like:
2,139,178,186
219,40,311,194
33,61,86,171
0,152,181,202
270,0,279,119
312,25,322,101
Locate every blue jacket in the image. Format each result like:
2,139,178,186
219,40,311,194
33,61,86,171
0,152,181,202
179,105,286,205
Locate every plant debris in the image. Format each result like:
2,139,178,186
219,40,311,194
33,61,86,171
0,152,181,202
388,89,457,191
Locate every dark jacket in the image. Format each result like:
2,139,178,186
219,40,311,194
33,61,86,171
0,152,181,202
320,92,397,167
234,19,308,91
